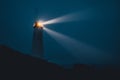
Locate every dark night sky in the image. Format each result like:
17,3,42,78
0,0,119,66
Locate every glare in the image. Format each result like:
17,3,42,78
44,27,112,64
34,8,112,64
33,21,44,28
43,13,80,25
43,9,93,25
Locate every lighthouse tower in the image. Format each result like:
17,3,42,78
32,21,44,58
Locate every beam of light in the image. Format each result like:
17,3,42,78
43,9,92,25
44,27,112,64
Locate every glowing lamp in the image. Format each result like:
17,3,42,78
33,21,44,29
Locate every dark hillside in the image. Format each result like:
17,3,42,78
0,45,120,80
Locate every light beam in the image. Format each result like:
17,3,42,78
44,27,112,64
43,9,92,25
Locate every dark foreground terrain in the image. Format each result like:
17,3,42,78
0,45,120,80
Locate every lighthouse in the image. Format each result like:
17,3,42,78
32,21,44,58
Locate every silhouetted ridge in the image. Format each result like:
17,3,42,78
0,45,67,79
0,45,120,80
0,45,65,68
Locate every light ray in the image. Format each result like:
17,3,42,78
43,9,92,25
44,27,112,64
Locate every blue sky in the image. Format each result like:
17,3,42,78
0,0,119,66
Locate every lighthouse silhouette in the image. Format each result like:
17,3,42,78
32,21,44,58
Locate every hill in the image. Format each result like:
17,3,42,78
0,45,67,79
0,45,120,80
